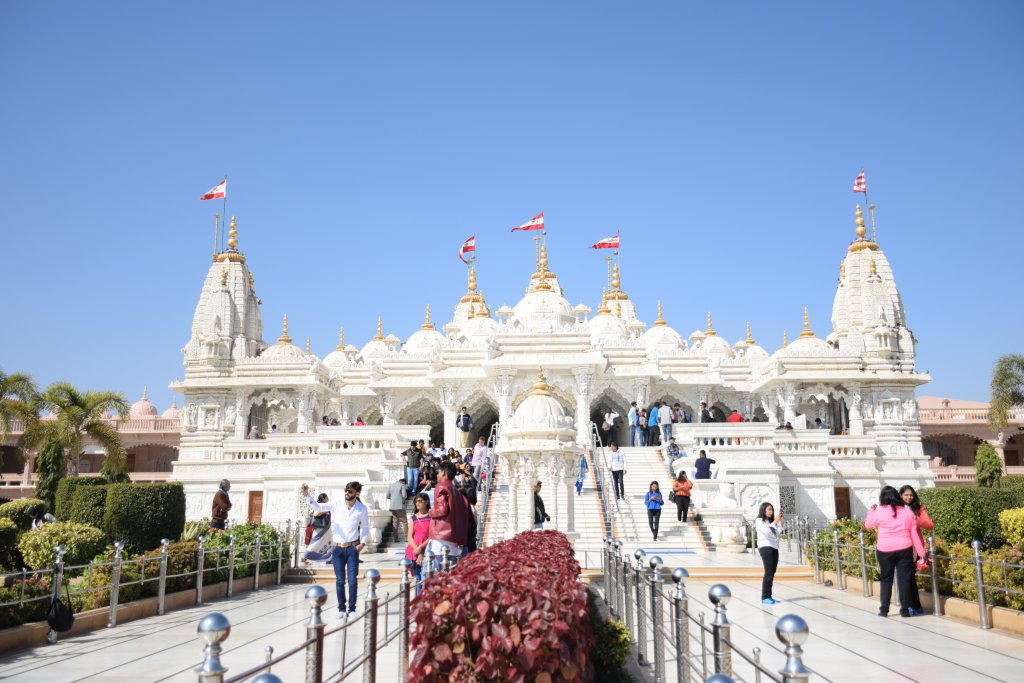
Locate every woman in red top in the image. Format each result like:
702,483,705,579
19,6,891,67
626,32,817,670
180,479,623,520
405,493,431,595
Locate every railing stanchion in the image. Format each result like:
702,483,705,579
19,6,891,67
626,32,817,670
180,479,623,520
441,546,451,573
709,584,732,676
796,518,804,566
46,546,66,644
928,536,943,616
832,530,844,591
972,540,990,629
277,523,286,585
363,569,381,683
602,537,612,607
226,535,236,597
196,536,206,606
858,531,870,597
776,614,811,682
398,559,412,679
634,549,647,666
303,585,327,683
157,538,170,615
108,541,124,628
672,568,690,683
253,532,262,591
613,541,624,617
812,525,821,584
648,557,665,683
195,613,230,683
423,551,435,581
623,549,634,637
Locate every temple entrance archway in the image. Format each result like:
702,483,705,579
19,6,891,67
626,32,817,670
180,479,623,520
396,395,445,446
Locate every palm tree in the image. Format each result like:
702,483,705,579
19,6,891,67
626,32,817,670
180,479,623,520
0,369,39,469
989,354,1024,429
20,382,131,486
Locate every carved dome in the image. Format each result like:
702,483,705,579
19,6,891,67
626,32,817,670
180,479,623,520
404,328,444,355
589,312,628,347
511,289,575,331
513,371,568,426
643,306,684,354
780,335,834,357
129,388,158,418
161,401,180,420
262,341,309,361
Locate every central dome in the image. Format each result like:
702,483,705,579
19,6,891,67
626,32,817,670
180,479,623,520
512,289,575,331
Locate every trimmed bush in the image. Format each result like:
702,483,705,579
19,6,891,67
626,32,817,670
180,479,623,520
408,530,593,682
940,541,1024,610
204,522,284,579
811,518,879,579
103,482,185,553
0,498,47,532
999,507,1024,547
55,477,107,520
975,442,1003,488
918,487,1018,548
69,484,110,530
587,590,631,682
998,475,1024,505
0,518,21,570
17,521,107,570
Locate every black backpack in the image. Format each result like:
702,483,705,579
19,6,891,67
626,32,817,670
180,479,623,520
46,585,75,633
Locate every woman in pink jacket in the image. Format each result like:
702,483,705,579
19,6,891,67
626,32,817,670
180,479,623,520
864,486,926,617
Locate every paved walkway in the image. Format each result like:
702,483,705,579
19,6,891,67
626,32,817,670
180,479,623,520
1,553,1022,682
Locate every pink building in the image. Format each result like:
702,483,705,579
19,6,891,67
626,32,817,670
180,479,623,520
919,396,1024,486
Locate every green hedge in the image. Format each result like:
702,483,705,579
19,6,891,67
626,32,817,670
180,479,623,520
918,487,1019,548
55,477,107,520
17,521,108,570
69,484,110,531
0,518,20,570
998,475,1024,503
0,498,47,532
103,482,185,553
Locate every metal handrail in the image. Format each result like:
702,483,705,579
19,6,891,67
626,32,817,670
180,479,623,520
475,421,501,548
590,422,614,538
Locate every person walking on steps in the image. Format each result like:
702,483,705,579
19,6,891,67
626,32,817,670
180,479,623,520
608,442,626,501
671,471,693,523
645,481,664,541
755,502,784,604
301,481,369,619
865,486,926,618
533,481,551,530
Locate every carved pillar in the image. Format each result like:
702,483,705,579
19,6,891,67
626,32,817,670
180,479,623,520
504,454,520,536
297,393,310,434
573,370,593,447
781,384,797,423
495,370,515,427
632,380,649,408
440,384,456,447
848,385,864,436
380,390,395,426
340,398,351,424
697,388,711,422
233,390,246,439
548,455,562,531
562,454,576,534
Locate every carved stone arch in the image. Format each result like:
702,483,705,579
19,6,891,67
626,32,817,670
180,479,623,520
394,389,441,418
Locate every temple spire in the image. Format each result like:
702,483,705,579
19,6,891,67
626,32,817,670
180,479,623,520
530,368,551,396
654,301,666,326
745,322,755,345
597,289,611,315
422,304,435,330
706,311,717,336
278,315,292,344
800,307,815,338
335,326,345,351
374,317,384,341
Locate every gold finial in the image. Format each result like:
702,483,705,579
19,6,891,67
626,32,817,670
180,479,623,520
783,330,788,347
278,314,292,345
800,307,815,338
219,267,227,286
373,317,384,341
855,205,866,239
460,266,483,303
421,304,435,330
468,267,477,292
535,269,552,292
612,264,620,290
706,311,717,336
870,257,877,276
475,294,490,317
745,322,755,345
654,301,666,326
848,204,879,253
531,242,557,281
530,368,551,396
306,336,311,354
597,288,611,315
840,260,846,280
335,326,345,351
539,243,548,272
227,215,238,250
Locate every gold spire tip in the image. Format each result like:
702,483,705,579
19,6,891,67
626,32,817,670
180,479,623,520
612,264,620,290
278,314,292,345
783,330,788,347
800,307,815,338
597,288,611,315
336,326,345,351
745,322,755,345
855,205,867,239
706,311,716,336
530,368,551,396
306,336,311,354
422,304,436,330
374,317,384,341
227,216,238,250
654,301,666,326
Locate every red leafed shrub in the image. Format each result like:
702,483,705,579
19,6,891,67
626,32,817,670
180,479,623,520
408,530,593,682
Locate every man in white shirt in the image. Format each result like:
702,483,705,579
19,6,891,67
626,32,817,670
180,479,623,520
301,480,369,618
658,402,673,443
471,436,488,478
608,442,626,501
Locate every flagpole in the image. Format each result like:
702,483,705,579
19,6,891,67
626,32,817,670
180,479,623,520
868,203,877,242
605,255,612,290
221,175,228,251
214,213,220,256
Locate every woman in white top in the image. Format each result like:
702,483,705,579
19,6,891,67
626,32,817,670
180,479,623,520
754,502,785,605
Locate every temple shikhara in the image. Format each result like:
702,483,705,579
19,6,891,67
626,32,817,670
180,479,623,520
159,205,935,553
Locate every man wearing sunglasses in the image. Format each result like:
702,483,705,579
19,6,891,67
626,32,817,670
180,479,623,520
301,481,369,618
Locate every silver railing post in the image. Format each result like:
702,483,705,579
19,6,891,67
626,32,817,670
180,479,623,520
812,525,821,584
264,645,274,673
832,530,844,591
928,536,943,616
705,676,735,683
277,523,286,584
303,585,327,683
108,541,124,628
709,584,732,676
672,568,690,683
634,549,647,666
252,674,283,683
398,558,411,679
648,556,665,683
196,613,231,683
226,536,236,598
620,544,630,619
972,540,990,629
157,538,170,616
623,549,634,636
293,518,301,569
441,546,451,573
423,551,436,581
46,545,67,645
196,536,206,606
776,614,811,682
612,541,623,617
795,518,804,566
858,531,870,597
363,568,381,683
253,532,262,591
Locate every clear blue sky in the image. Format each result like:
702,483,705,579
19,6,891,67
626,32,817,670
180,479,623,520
2,1,1021,410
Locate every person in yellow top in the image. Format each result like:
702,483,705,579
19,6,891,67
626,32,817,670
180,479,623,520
671,471,693,523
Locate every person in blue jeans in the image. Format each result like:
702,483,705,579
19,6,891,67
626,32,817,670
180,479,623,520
645,481,664,541
302,480,369,618
628,401,639,447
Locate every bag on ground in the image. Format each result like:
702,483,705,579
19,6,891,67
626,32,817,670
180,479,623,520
46,585,75,632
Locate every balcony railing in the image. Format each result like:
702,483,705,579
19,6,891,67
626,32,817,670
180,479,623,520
919,407,1024,423
3,417,180,435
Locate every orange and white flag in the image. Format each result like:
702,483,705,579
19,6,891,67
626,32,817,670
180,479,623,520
200,179,227,200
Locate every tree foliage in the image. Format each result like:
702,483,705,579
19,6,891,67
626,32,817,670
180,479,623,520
975,442,1003,488
989,353,1024,429
0,369,38,469
34,441,66,511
